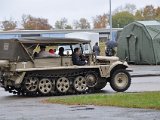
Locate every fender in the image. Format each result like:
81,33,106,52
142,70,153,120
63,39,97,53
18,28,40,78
14,72,26,85
106,61,129,78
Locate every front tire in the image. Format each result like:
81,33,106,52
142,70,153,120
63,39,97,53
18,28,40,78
110,69,131,92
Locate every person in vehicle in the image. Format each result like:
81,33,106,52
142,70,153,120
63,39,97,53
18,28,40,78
72,48,87,66
33,52,38,58
49,49,55,54
58,47,65,56
38,45,55,57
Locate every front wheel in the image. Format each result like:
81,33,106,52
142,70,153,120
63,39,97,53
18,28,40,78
110,69,131,92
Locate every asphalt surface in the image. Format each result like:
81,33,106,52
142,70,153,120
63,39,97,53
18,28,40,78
104,76,160,93
0,65,160,120
0,87,160,120
1,76,160,120
0,95,160,120
129,65,160,77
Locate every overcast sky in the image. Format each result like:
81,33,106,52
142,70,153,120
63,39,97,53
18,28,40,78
0,0,160,26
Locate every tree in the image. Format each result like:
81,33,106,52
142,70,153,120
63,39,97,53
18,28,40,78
22,14,52,30
155,7,160,20
143,5,156,20
113,6,123,14
135,5,159,21
54,18,72,29
124,4,136,14
1,19,17,31
135,10,144,21
55,18,67,29
65,25,72,29
112,11,135,28
74,18,90,29
113,4,136,14
93,14,108,28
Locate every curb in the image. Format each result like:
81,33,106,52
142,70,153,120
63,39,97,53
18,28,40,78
131,74,160,78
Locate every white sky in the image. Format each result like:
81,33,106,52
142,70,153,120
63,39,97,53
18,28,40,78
0,0,160,26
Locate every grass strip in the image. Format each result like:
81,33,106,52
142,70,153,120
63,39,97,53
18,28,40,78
46,92,160,110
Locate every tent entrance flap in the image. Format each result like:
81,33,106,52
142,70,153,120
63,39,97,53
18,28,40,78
127,35,137,63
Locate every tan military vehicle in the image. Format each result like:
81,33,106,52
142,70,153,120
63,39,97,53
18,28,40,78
0,37,131,96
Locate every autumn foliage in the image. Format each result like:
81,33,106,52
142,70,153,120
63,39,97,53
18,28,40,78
93,14,108,29
22,15,52,30
1,4,160,31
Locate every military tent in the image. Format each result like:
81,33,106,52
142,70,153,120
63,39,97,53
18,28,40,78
117,21,160,64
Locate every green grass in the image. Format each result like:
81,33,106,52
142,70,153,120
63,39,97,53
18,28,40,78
46,92,160,110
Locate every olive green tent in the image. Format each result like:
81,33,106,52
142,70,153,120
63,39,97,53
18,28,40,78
117,21,160,65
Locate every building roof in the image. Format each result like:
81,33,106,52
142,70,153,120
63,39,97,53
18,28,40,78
18,37,91,44
0,28,122,34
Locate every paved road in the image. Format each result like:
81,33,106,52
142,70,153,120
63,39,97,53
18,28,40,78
0,76,160,120
104,76,160,93
129,65,160,77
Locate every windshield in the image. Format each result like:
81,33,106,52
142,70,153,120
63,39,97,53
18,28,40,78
57,43,92,55
57,44,80,55
33,42,92,57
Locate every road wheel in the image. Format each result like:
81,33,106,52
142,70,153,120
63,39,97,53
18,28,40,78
73,76,87,92
23,77,39,92
110,69,131,92
85,72,97,88
38,78,53,95
56,77,70,93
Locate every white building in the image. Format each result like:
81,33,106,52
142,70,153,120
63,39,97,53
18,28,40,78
0,28,122,42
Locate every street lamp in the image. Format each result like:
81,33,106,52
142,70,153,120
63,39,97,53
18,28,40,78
109,0,112,41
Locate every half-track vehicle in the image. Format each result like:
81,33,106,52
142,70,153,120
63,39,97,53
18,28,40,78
0,37,131,96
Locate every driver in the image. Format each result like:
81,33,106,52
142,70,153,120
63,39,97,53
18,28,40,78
72,48,87,66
